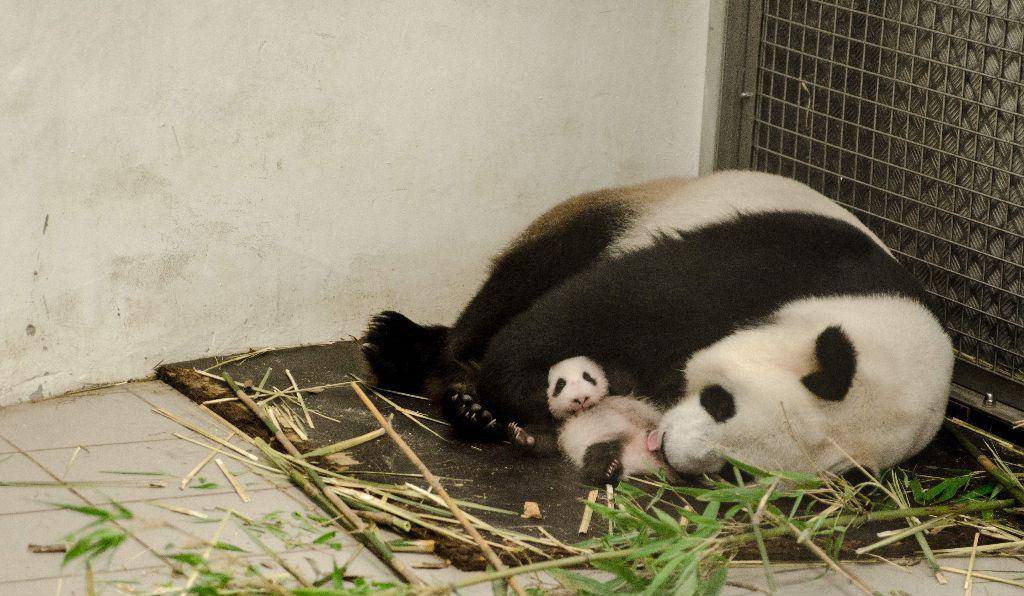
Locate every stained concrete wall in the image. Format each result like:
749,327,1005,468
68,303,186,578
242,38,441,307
1,1,714,406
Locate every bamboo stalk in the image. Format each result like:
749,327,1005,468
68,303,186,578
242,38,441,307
222,372,303,459
173,433,280,474
286,369,314,429
215,458,251,503
766,511,874,596
350,382,527,596
965,532,980,596
301,428,386,459
180,433,232,490
944,421,1024,508
854,516,948,555
578,489,599,534
940,566,1024,589
203,348,272,372
153,407,258,461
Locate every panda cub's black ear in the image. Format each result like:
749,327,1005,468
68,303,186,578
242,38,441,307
801,325,856,401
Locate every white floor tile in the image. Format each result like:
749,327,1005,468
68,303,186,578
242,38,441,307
0,452,89,514
722,558,1024,596
0,391,180,450
27,440,272,504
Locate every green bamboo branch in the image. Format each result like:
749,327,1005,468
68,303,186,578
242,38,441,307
430,497,1017,592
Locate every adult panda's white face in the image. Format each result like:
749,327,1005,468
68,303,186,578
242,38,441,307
547,356,610,419
650,295,954,476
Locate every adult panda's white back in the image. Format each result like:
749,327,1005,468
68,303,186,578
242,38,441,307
611,171,892,256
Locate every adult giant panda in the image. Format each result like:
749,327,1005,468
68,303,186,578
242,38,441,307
362,171,953,480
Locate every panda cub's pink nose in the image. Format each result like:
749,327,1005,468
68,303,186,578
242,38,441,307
572,396,590,406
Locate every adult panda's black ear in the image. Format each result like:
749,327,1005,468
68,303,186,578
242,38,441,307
801,325,856,401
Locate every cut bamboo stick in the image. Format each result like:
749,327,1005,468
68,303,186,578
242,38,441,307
215,458,251,503
222,372,302,459
286,369,314,429
180,432,232,490
578,489,599,534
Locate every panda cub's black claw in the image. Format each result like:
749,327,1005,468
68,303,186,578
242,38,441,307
580,439,626,486
604,458,624,486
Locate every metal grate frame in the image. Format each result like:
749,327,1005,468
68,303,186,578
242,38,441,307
722,0,1024,409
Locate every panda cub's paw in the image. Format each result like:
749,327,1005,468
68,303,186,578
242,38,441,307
547,356,611,419
580,440,625,486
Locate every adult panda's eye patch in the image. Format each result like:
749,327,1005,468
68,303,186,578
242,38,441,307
699,384,736,422
553,378,566,396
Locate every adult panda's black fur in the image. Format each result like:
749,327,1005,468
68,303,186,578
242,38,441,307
474,212,932,430
362,172,939,452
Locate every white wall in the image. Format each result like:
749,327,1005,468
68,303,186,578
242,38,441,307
1,1,713,405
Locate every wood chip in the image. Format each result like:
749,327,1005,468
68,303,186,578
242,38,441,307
578,489,599,534
324,452,359,468
28,544,66,554
521,501,542,520
215,458,251,503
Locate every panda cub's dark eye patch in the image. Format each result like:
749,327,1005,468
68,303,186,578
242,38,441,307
699,384,736,423
582,372,597,385
553,378,567,396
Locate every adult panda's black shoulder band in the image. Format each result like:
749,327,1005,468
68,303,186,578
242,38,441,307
801,325,857,401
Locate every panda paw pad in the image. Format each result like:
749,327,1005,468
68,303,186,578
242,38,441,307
442,389,502,439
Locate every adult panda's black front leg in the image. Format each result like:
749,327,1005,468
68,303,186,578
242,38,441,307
441,383,504,440
439,380,558,450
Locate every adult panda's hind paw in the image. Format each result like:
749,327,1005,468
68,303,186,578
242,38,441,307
361,311,448,394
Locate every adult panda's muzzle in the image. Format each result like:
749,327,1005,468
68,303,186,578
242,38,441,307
646,429,683,482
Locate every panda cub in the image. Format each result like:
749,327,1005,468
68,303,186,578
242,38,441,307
546,356,609,419
547,357,661,484
557,396,662,485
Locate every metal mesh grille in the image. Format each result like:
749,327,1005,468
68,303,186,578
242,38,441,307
751,0,1024,387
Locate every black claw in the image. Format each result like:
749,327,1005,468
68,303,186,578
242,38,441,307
470,403,482,413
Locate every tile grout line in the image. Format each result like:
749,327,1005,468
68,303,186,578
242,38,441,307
13,436,193,454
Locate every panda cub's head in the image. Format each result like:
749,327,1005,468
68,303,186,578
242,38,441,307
547,356,610,419
648,295,953,476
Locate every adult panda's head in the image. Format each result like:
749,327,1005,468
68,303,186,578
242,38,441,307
649,295,954,476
